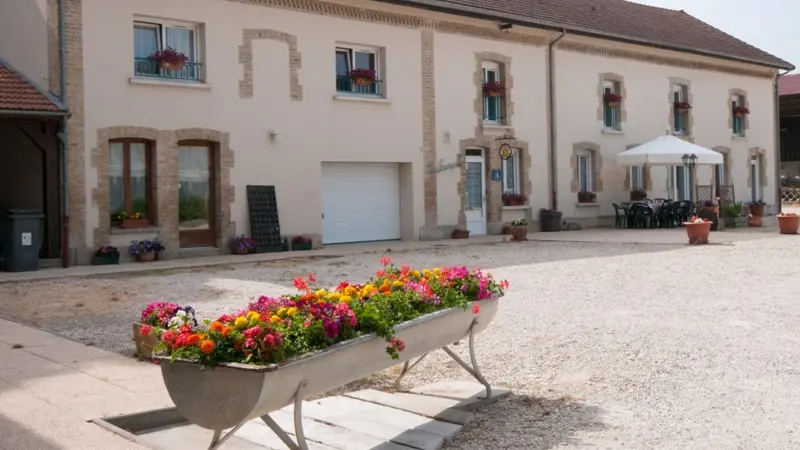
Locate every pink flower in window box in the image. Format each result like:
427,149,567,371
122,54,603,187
150,47,188,71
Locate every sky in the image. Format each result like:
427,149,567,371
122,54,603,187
634,0,797,72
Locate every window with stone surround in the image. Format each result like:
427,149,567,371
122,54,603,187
672,84,690,135
577,151,594,193
602,80,622,130
502,148,521,195
133,18,204,82
482,61,504,124
335,44,384,97
109,140,155,226
630,166,644,190
732,93,747,137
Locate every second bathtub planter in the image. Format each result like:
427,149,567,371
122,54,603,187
152,257,508,450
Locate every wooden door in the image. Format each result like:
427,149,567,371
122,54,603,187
178,142,216,248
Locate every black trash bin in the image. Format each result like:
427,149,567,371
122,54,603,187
540,209,563,232
1,210,44,272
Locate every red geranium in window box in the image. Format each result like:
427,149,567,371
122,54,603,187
347,68,377,86
150,47,188,71
674,101,692,112
733,105,750,117
483,81,505,97
603,93,622,106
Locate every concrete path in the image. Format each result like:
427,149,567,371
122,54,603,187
0,235,508,284
0,317,508,450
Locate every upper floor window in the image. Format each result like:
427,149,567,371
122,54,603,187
602,80,621,130
732,94,748,137
672,84,691,135
133,19,203,82
482,62,504,124
109,140,154,226
335,45,383,97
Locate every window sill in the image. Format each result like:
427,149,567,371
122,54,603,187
732,135,748,141
502,205,529,210
129,77,211,90
601,128,624,135
332,93,390,104
575,202,600,208
111,226,160,235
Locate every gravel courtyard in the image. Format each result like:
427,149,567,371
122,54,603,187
2,235,800,449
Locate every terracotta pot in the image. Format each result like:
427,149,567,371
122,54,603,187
121,218,148,229
132,323,159,359
607,101,620,107
677,108,690,113
137,251,156,262
485,91,502,97
747,216,762,227
501,224,512,235
684,222,711,245
353,77,374,86
510,226,528,242
748,204,764,217
451,229,470,239
159,60,186,71
777,215,800,235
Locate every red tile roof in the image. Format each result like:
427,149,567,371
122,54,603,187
0,59,65,113
780,73,800,97
387,0,794,69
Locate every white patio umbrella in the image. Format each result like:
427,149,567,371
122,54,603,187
616,135,723,166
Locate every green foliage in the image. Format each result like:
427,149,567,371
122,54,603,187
179,196,208,222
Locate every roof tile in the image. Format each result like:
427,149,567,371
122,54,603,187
780,73,800,97
0,60,64,113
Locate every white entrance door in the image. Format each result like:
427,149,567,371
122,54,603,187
465,152,486,235
321,162,402,244
671,166,690,201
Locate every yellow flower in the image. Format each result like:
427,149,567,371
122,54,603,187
434,268,442,276
277,307,288,317
392,280,404,287
246,311,260,321
340,295,353,304
344,286,356,295
316,299,326,305
423,269,432,277
287,307,298,316
412,270,421,278
234,316,247,329
327,292,341,301
315,289,327,299
270,315,282,323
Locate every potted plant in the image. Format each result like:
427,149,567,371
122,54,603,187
228,235,258,255
347,68,376,86
291,235,313,251
482,81,504,97
502,192,527,206
674,101,692,113
501,224,512,235
747,213,762,228
134,302,197,359
733,105,750,117
129,238,165,262
684,216,711,245
150,47,188,71
91,246,120,265
700,199,719,215
509,218,527,242
577,191,596,204
777,212,800,235
629,189,647,201
603,93,622,107
722,202,746,228
747,200,766,217
112,211,148,229
451,228,470,239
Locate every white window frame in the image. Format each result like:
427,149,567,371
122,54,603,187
603,80,619,130
672,84,688,135
671,166,691,201
133,19,202,80
502,149,520,194
733,94,746,137
630,166,644,190
751,155,762,201
577,151,593,192
335,44,382,97
482,61,502,124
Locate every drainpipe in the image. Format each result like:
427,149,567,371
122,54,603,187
775,68,791,214
58,0,69,267
548,29,566,210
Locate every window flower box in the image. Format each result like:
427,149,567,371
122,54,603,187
674,101,692,113
577,191,597,204
502,192,527,206
347,68,377,86
603,93,622,107
483,81,504,97
733,105,750,117
150,47,188,71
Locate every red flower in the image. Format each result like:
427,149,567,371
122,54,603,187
294,276,308,291
472,303,481,314
140,324,153,336
380,256,392,266
308,273,316,283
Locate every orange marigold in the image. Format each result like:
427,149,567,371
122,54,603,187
209,321,224,333
200,340,215,355
186,333,201,346
221,326,233,337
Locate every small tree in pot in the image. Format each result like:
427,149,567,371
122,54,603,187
629,189,647,201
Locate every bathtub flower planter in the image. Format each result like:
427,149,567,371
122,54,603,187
151,258,507,450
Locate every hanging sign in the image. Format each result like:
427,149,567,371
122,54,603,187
498,143,512,160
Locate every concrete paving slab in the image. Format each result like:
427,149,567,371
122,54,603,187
344,390,473,425
310,396,461,438
300,398,449,450
408,381,511,410
22,338,119,365
136,425,264,450
235,421,339,450
0,325,65,347
268,408,414,450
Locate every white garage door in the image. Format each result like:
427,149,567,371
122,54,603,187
322,163,402,244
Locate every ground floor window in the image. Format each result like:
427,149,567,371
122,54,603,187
109,140,153,224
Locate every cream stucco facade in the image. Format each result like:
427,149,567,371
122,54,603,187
0,0,783,264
